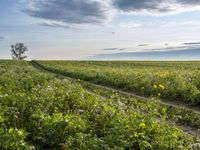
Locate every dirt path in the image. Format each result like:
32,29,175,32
86,82,200,114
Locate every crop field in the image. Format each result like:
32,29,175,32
1,60,200,149
35,61,200,106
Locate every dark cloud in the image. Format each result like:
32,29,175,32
183,42,200,45
0,36,4,41
177,0,200,5
25,0,113,26
38,22,70,28
164,43,169,46
138,44,149,47
113,0,167,12
113,0,200,15
103,48,126,51
92,48,200,60
24,0,200,27
119,48,126,51
143,46,193,51
103,48,119,51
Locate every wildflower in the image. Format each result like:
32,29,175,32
17,130,23,136
79,109,84,114
153,84,157,89
158,84,165,90
139,122,146,128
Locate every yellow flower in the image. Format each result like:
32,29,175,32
158,84,165,90
139,122,146,128
153,84,157,89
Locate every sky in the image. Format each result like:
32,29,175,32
1,0,200,60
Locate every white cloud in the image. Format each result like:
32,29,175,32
118,23,142,28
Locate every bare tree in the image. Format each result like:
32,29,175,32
11,43,28,60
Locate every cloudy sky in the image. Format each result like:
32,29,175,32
1,0,200,60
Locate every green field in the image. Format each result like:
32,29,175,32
1,60,200,149
35,61,200,105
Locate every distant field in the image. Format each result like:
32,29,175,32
36,61,200,106
1,60,200,149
